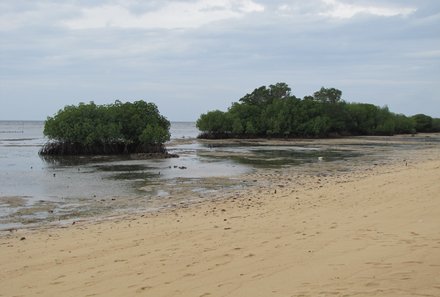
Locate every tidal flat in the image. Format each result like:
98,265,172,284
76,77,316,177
1,129,439,231
1,136,439,297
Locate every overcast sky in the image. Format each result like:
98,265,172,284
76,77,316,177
1,0,439,121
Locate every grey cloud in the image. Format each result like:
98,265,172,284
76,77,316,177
1,0,439,121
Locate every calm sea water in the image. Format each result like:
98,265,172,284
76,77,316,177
0,121,251,229
1,121,436,230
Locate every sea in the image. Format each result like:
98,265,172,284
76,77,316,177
0,121,252,229
1,121,437,230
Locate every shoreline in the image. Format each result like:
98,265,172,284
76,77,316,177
1,133,439,233
1,144,439,296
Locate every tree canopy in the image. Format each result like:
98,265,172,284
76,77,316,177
197,83,440,138
41,100,171,155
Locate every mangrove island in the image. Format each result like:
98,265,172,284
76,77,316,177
40,100,174,156
197,83,440,139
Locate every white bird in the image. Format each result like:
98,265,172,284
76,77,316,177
318,156,324,161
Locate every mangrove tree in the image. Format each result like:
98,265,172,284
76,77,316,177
197,83,440,138
40,100,172,156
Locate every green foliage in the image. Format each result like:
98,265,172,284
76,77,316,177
196,110,230,135
432,118,440,132
393,114,415,134
196,83,438,138
139,124,169,145
411,114,433,132
374,118,395,136
245,121,257,135
313,87,342,104
346,103,380,134
231,117,244,134
44,100,170,147
238,83,291,106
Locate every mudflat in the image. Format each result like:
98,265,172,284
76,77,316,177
1,146,439,297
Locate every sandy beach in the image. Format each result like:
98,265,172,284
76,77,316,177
1,146,440,296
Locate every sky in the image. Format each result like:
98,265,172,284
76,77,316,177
1,0,439,121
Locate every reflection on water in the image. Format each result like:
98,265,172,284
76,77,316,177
201,146,361,168
1,121,439,230
0,122,250,229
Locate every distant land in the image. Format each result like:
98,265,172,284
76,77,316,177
197,83,440,139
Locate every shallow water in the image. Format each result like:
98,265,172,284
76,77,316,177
0,122,249,229
1,121,438,230
202,146,360,168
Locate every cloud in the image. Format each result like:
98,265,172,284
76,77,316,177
62,0,265,30
319,0,416,19
1,0,440,120
405,50,440,58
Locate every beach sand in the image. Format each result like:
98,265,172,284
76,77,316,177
1,149,439,296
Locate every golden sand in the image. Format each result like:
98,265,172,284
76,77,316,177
1,149,439,297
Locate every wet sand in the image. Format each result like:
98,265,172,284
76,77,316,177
1,144,440,296
2,133,437,229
